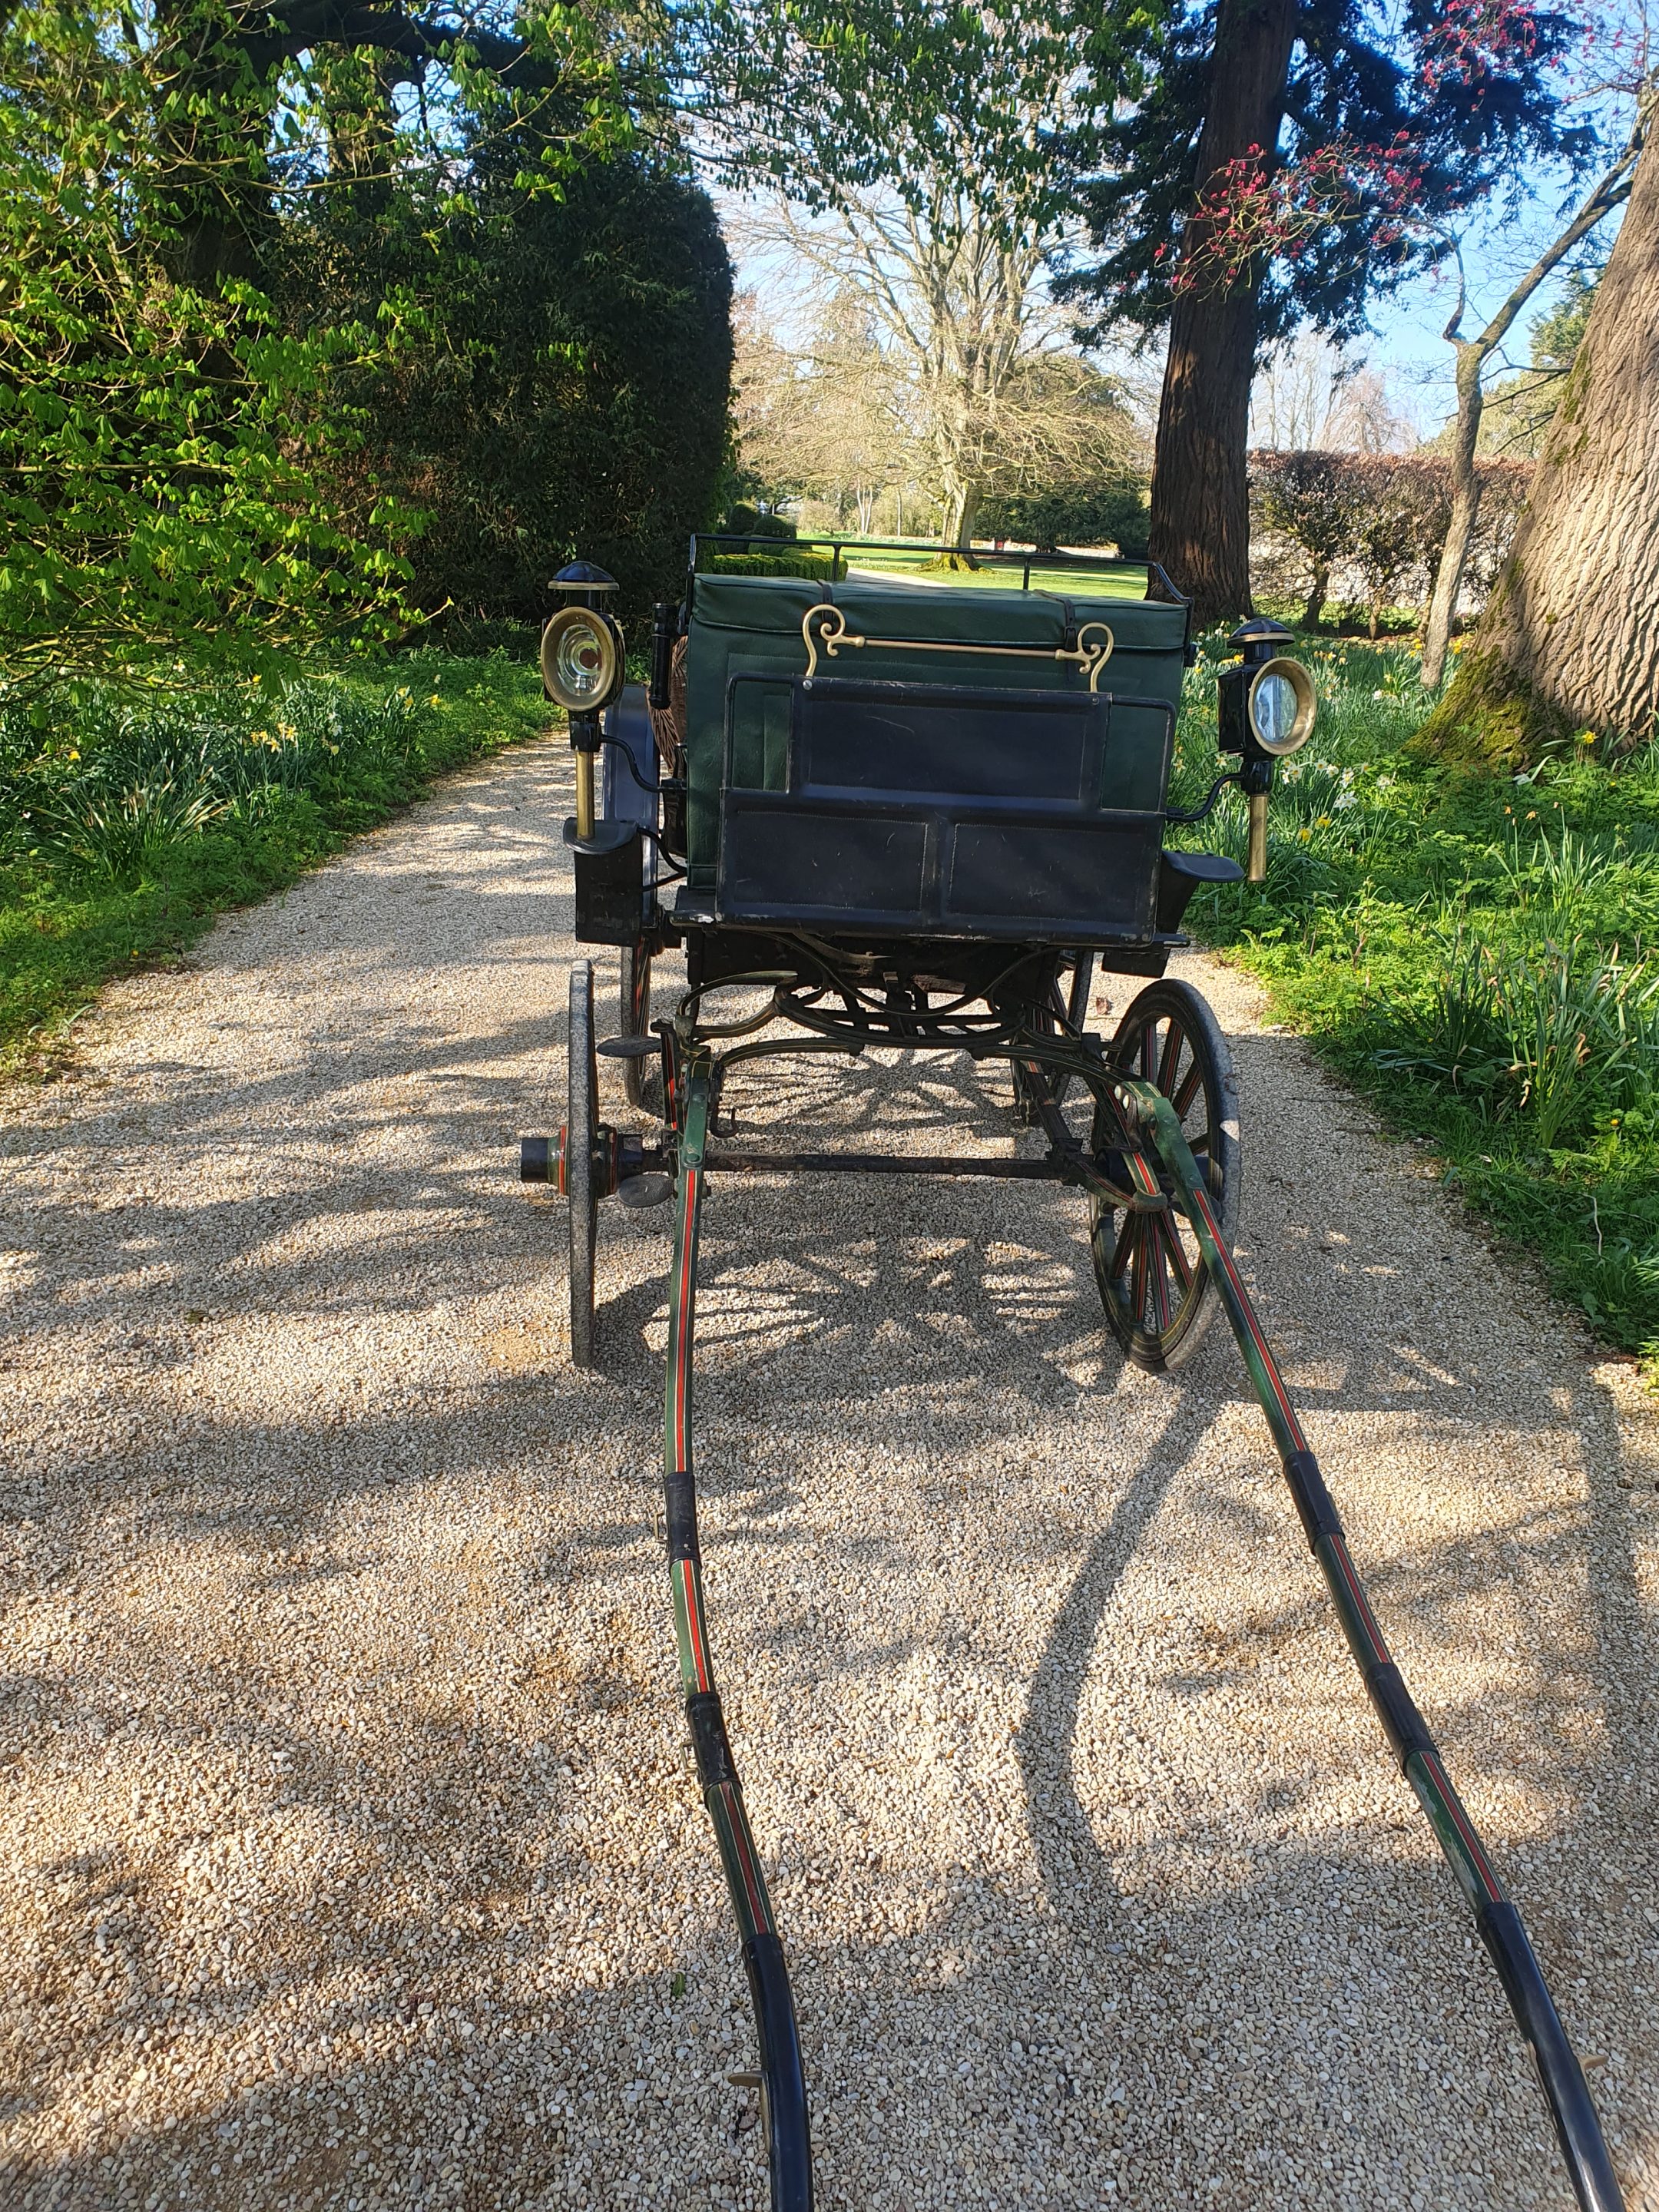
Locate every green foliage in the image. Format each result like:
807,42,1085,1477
723,506,797,539
690,0,1130,232
1482,267,1602,455
280,144,733,633
0,653,549,1070
705,550,838,579
1168,633,1659,1358
979,478,1151,557
0,2,425,683
1065,1,1595,350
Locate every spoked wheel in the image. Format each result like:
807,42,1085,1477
620,940,663,1117
1015,952,1094,1122
567,960,599,1367
1090,979,1240,1373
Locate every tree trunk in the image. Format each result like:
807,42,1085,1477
1419,131,1659,764
148,2,283,289
940,478,981,561
1303,562,1329,629
1419,339,1486,688
1147,0,1298,627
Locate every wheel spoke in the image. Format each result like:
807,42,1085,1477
1108,1207,1137,1286
1155,1017,1185,1098
1128,1214,1147,1323
1155,1213,1194,1293
1172,1058,1204,1116
1147,1223,1173,1333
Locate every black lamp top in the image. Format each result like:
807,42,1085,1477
551,561,618,593
1229,615,1293,665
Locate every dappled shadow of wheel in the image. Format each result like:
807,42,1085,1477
1091,979,1240,1373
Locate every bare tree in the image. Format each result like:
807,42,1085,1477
1419,114,1649,687
732,290,910,529
1250,333,1414,453
733,195,1141,551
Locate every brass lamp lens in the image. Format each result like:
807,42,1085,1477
1248,657,1316,757
540,607,622,712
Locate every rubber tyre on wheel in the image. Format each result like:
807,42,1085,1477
568,961,599,1367
1090,979,1240,1373
621,941,663,1117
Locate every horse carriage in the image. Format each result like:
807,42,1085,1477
518,540,1622,2212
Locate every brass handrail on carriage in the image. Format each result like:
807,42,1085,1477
800,599,1116,687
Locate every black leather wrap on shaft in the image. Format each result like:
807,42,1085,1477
1363,1663,1439,1772
1283,1449,1343,1548
743,1932,813,2212
1477,1900,1626,2212
684,1690,735,1791
664,1469,698,1561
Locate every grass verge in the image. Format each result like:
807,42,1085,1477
1167,628,1659,1366
0,649,551,1078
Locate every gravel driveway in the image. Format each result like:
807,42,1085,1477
2,735,1656,2212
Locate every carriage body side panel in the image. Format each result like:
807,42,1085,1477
680,576,1189,929
716,674,1172,942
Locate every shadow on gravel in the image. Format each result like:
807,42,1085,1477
4,938,1657,2211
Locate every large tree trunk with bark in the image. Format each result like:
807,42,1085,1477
1147,0,1297,627
1417,130,1659,765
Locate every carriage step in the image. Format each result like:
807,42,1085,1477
598,1035,659,1059
617,1174,673,1209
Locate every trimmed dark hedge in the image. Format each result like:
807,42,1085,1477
979,478,1151,558
283,154,733,632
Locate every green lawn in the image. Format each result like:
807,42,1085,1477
710,536,1151,598
1167,627,1659,1366
0,649,551,1076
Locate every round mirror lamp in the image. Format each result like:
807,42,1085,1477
1247,655,1316,757
539,604,624,714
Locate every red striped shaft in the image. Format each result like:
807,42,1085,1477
1122,1072,1622,2212
661,1055,811,2208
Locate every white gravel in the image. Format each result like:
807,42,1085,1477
2,733,1656,2212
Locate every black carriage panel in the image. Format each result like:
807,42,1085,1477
796,679,1098,804
716,674,1171,943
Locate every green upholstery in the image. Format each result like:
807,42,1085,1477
682,573,1187,891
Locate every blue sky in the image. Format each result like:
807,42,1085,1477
1352,152,1625,432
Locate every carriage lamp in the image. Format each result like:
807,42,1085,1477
1218,618,1317,883
542,564,625,841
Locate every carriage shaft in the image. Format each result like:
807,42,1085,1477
663,1058,813,2211
1122,1074,1625,2212
704,1147,1068,1181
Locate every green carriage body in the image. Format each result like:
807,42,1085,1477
676,571,1191,949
